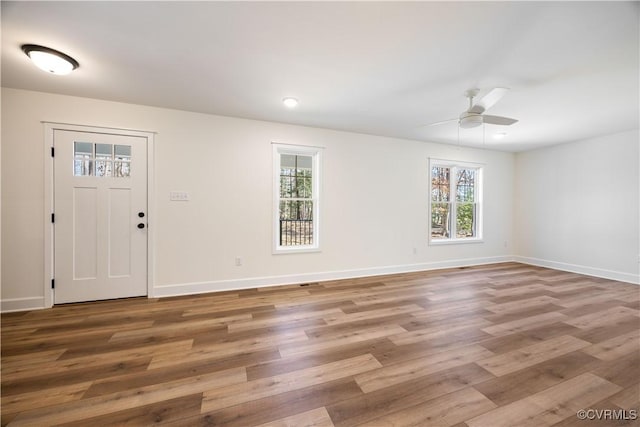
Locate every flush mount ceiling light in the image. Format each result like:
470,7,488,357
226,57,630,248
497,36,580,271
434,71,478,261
493,132,507,140
282,97,299,108
22,44,79,75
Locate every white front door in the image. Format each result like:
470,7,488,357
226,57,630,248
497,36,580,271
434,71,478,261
53,129,148,304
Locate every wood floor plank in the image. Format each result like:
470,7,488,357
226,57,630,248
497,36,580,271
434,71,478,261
563,306,640,329
326,363,494,427
278,324,406,358
3,320,154,345
374,328,492,366
247,338,396,381
108,313,252,342
200,354,382,413
465,373,622,427
2,339,192,381
389,318,492,346
83,349,279,398
481,311,569,337
255,407,335,427
483,303,564,325
484,283,552,298
193,378,362,427
591,349,640,389
9,367,246,426
228,308,340,333
485,295,560,314
608,385,640,411
322,304,423,325
476,335,591,377
473,350,601,406
354,344,494,393
581,330,640,361
0,349,66,369
571,315,640,344
1,357,152,397
57,393,204,427
0,381,92,415
148,330,306,369
362,387,497,427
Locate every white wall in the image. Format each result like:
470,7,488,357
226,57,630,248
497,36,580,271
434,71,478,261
1,88,515,311
514,130,640,284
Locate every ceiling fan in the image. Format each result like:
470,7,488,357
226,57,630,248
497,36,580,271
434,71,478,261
428,88,518,129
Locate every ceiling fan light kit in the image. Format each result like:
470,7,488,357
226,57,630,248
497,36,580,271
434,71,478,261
459,114,484,129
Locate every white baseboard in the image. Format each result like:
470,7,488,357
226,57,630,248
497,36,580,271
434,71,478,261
514,256,640,285
1,297,46,313
5,255,635,312
152,256,513,298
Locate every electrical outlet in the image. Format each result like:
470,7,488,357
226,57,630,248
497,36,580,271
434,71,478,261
235,257,243,266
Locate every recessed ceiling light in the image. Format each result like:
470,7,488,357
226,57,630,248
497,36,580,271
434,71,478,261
282,97,299,108
493,132,507,140
21,44,79,75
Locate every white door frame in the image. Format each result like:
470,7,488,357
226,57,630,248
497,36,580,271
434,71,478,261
43,122,156,308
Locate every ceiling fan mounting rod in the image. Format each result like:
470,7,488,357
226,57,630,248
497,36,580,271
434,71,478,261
464,88,480,109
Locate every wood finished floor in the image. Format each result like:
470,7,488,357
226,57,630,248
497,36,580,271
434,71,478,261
2,262,639,426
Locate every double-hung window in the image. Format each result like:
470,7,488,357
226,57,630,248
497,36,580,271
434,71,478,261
273,144,321,253
429,159,483,243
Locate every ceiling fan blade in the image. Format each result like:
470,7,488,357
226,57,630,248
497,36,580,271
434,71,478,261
468,87,509,114
482,115,518,126
426,118,458,127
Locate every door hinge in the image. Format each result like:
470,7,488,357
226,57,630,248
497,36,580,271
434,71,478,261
51,279,55,289
51,147,55,157
51,213,55,223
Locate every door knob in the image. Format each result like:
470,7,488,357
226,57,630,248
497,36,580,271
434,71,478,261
138,212,145,218
137,223,145,229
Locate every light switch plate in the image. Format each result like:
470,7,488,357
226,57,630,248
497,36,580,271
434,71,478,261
170,191,189,201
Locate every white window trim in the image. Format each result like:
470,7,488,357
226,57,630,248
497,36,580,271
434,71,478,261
272,143,322,254
428,158,484,245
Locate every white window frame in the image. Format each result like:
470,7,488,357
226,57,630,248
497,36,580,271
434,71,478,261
429,158,483,245
273,143,322,254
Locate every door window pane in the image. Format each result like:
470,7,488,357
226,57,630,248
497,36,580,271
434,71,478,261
113,161,130,178
114,145,131,158
72,142,131,178
95,144,112,158
114,145,131,177
74,142,93,176
74,142,92,157
95,160,113,177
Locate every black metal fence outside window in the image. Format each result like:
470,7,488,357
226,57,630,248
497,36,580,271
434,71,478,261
280,219,313,246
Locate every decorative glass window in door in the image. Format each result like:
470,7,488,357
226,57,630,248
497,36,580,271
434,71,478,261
74,142,131,177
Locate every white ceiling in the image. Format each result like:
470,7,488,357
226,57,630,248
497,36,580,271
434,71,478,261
2,1,638,152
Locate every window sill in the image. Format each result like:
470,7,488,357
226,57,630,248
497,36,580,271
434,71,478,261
429,238,484,246
273,246,321,255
